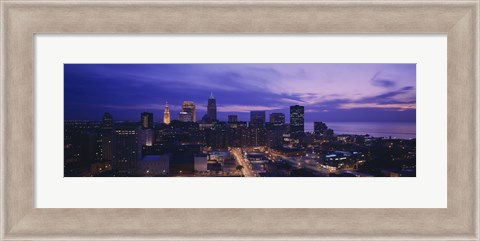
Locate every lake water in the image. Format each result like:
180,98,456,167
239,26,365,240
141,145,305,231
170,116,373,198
304,122,416,139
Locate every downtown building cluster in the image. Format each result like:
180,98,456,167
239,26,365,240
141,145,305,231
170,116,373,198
64,93,416,177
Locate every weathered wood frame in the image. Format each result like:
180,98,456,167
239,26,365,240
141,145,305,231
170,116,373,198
1,0,478,240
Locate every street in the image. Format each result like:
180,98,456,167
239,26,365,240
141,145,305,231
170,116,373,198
230,148,256,177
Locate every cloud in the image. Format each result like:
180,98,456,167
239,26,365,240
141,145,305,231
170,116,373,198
64,64,417,121
373,79,396,88
338,103,416,111
307,86,416,112
363,86,416,104
371,71,396,88
217,104,282,113
101,103,171,110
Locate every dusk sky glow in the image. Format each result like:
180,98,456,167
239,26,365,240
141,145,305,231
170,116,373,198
64,64,416,123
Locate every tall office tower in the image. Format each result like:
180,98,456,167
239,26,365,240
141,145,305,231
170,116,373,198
113,124,138,174
267,113,286,148
227,121,248,147
138,128,154,147
228,115,238,123
182,101,196,122
137,127,154,160
79,132,98,164
178,111,193,122
163,102,171,125
227,115,238,129
269,113,285,127
247,127,267,147
250,111,266,128
207,92,217,121
102,112,113,128
101,112,114,162
141,112,154,129
290,105,305,140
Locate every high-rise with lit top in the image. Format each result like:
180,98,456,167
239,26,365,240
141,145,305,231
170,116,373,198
182,101,196,122
163,101,171,125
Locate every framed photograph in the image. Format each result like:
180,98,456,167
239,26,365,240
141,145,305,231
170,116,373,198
1,0,478,240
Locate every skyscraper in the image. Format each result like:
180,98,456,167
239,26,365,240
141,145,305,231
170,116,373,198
182,101,196,122
138,126,154,161
290,105,304,140
207,92,217,121
163,102,171,125
101,112,114,163
269,113,285,127
79,132,98,164
138,128,154,147
102,112,113,128
113,124,138,174
267,113,286,148
141,112,154,129
178,111,193,122
250,111,266,128
228,115,238,123
248,111,266,146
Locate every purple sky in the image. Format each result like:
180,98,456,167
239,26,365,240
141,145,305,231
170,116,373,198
64,64,416,123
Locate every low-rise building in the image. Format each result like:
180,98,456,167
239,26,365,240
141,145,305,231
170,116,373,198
138,154,170,176
194,154,208,172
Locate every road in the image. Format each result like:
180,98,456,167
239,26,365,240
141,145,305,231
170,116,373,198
266,149,333,176
230,148,255,177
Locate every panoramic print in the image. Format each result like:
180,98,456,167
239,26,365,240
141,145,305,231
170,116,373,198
64,64,416,177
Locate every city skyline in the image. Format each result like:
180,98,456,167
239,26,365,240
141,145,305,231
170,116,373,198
64,64,416,122
64,63,416,177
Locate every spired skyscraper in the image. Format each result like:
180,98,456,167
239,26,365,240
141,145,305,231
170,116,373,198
163,101,171,125
207,92,217,121
290,105,305,140
182,101,196,122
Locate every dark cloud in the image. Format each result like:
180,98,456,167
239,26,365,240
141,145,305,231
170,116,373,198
373,79,396,88
359,86,416,104
371,71,396,88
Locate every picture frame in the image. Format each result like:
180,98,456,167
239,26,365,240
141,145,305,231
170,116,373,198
0,0,478,240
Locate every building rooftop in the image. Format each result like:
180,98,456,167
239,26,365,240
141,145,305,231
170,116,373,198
142,155,167,162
